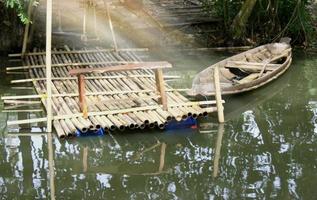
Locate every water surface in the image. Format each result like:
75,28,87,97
0,51,316,199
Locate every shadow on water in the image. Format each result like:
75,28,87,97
0,52,317,199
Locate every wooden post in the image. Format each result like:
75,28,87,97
46,0,53,132
155,69,168,110
78,74,88,118
21,0,34,57
106,2,118,51
47,132,56,200
213,66,224,123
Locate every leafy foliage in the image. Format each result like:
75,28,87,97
202,0,316,47
2,0,39,24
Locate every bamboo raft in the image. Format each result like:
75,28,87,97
4,47,223,139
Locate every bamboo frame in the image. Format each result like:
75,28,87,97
6,46,221,136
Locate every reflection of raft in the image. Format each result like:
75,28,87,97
188,38,292,96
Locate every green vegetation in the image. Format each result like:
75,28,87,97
203,0,316,47
2,0,38,24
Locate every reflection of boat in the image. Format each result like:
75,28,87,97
188,38,292,96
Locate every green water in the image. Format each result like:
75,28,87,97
0,51,316,199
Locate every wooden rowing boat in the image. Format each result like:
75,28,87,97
188,38,292,96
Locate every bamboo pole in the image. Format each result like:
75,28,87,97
46,0,53,132
3,100,41,105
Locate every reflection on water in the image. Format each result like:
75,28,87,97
0,52,317,199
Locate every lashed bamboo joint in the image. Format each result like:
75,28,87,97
4,47,224,139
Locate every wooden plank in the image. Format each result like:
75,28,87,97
237,73,260,84
225,64,276,71
227,61,280,67
213,66,224,123
69,62,172,75
155,68,168,110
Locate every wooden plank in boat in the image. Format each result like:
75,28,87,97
237,73,260,84
227,61,280,67
225,61,280,71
